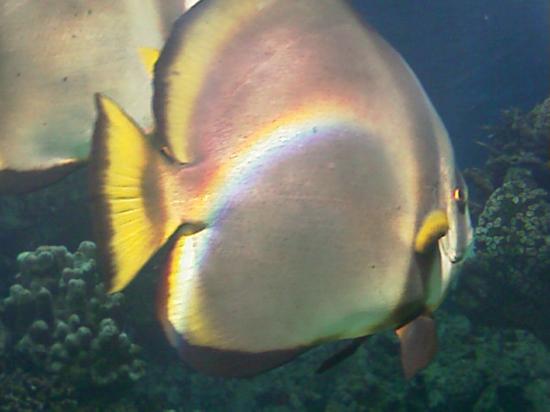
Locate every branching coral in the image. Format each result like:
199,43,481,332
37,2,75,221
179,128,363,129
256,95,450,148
465,97,550,212
0,242,145,389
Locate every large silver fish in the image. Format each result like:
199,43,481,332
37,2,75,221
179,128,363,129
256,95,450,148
0,0,187,193
89,0,473,378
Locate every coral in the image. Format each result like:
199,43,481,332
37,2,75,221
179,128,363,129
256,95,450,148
484,99,550,158
456,97,550,347
0,169,90,298
476,168,550,265
464,97,550,212
0,242,145,389
420,311,550,412
127,310,550,412
0,369,78,411
456,171,550,345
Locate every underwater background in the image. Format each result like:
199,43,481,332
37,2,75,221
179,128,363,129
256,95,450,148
1,1,549,411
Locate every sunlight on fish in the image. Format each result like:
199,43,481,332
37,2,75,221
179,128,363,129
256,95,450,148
89,0,473,378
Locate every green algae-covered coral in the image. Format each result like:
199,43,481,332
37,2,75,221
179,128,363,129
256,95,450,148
456,168,550,345
0,169,90,288
128,310,550,411
0,369,80,411
421,311,550,412
475,167,550,268
456,98,550,347
0,242,145,389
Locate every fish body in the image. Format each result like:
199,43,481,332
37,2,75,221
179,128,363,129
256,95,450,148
0,0,184,192
90,0,472,377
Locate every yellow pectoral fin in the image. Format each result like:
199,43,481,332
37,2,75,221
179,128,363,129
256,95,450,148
89,94,180,293
138,47,161,78
414,210,449,253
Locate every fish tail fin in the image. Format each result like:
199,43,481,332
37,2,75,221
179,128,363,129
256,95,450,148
89,94,181,293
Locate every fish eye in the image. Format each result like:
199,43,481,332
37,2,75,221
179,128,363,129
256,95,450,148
452,187,466,213
452,187,464,202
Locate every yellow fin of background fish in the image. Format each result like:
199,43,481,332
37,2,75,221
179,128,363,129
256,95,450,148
414,210,449,253
139,47,161,78
89,94,181,293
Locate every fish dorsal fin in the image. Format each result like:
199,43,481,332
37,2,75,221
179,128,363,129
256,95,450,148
153,0,275,163
414,210,449,253
138,47,161,78
395,314,437,379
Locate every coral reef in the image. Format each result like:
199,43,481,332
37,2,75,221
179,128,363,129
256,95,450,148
127,310,550,412
420,311,550,412
464,97,550,219
456,97,550,346
0,369,78,412
0,169,90,298
0,242,145,392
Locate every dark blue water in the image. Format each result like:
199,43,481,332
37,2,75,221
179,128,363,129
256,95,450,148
352,0,550,168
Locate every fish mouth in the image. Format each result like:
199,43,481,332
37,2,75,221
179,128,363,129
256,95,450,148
449,253,463,264
439,238,463,264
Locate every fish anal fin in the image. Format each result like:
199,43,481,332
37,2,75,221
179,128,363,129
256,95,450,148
395,315,437,379
89,94,181,293
414,210,449,253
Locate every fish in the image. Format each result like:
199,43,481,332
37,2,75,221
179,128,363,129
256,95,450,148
0,0,187,193
89,0,473,378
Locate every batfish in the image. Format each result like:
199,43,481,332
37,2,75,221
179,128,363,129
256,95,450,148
0,0,188,193
89,0,473,378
